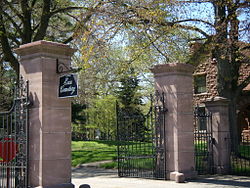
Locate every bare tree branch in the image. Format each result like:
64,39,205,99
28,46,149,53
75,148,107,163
3,0,23,20
237,1,250,8
1,10,23,36
174,23,210,38
173,0,211,3
173,19,214,27
50,6,84,16
118,2,211,38
63,36,74,44
33,0,51,41
20,0,32,43
0,8,19,74
145,33,170,62
31,0,38,8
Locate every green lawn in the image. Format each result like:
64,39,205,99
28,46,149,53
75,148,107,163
230,144,250,175
71,140,154,169
71,140,118,167
72,140,250,173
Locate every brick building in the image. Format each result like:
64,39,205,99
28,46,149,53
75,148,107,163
193,54,250,140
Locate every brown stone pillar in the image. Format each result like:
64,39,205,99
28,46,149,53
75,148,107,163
15,41,76,188
205,97,231,174
151,63,197,181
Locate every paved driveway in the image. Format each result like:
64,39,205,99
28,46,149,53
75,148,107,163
72,167,250,188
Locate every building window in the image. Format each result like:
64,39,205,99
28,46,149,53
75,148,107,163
194,74,206,94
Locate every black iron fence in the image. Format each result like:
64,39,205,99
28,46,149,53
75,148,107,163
0,78,29,188
230,131,250,176
117,92,167,179
194,107,250,177
194,109,214,175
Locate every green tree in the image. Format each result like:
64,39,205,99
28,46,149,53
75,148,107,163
78,0,191,67
116,68,148,141
0,63,15,111
0,0,82,75
74,41,155,104
169,0,250,143
71,103,88,140
116,69,143,108
72,103,86,124
78,0,250,143
85,95,117,140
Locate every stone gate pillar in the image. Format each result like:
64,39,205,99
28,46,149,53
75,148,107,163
15,41,76,188
205,97,231,174
151,63,197,182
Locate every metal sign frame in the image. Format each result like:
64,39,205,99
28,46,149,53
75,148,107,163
58,73,78,98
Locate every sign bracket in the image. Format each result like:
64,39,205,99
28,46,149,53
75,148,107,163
56,59,81,74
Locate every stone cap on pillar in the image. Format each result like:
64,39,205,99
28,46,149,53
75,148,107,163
205,96,230,107
150,63,194,75
14,40,76,57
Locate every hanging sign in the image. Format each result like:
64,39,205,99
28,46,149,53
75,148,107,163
59,74,78,98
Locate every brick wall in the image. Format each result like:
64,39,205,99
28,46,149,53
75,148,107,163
193,58,218,106
193,58,250,106
239,63,250,89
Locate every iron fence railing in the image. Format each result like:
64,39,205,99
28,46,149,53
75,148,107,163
194,110,214,175
117,92,167,180
0,78,29,188
230,131,250,176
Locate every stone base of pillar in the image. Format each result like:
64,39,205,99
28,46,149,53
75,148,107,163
170,172,185,183
35,183,75,188
170,171,197,182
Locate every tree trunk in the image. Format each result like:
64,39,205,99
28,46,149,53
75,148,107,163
212,0,242,152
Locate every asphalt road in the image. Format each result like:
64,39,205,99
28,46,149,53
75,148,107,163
72,166,250,188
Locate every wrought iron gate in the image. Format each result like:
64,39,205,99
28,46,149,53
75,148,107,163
0,78,29,188
230,127,250,176
194,107,214,175
117,92,167,179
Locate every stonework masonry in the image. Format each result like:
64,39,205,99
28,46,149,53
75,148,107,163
193,55,250,151
193,57,250,106
15,41,76,188
151,63,197,182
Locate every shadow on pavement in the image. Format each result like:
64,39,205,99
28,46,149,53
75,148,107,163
190,175,250,187
73,167,250,188
72,166,118,178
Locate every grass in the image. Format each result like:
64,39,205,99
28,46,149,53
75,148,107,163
72,140,117,167
71,140,155,169
119,158,154,170
100,161,118,169
194,140,214,174
72,140,250,174
230,144,250,175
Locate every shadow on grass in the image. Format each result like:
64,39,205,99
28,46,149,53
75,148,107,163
93,140,119,146
72,150,117,167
